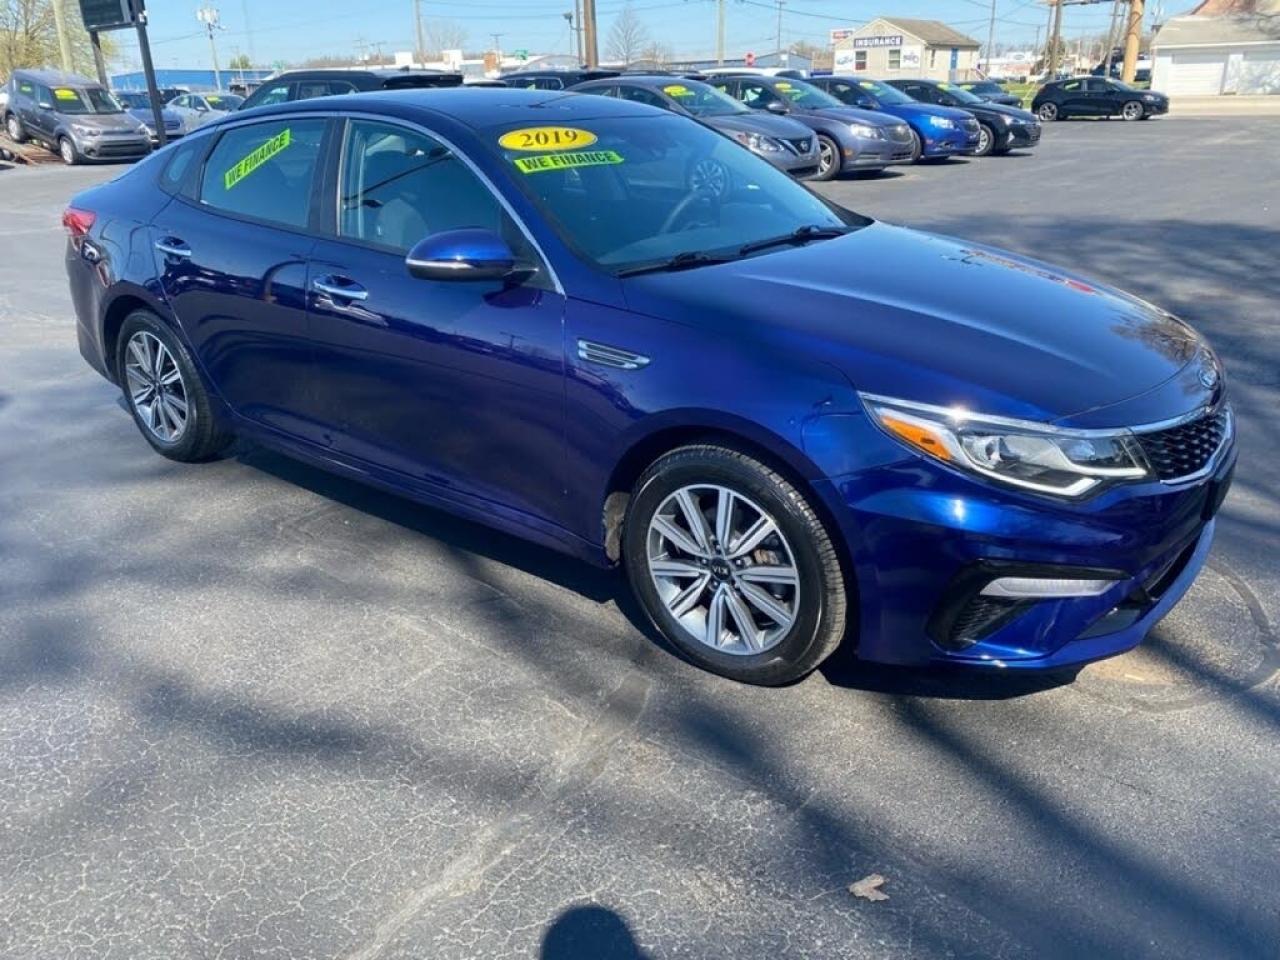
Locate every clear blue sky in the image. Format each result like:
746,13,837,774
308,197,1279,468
108,0,1164,71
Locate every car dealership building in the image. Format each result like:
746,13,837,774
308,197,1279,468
1151,0,1280,95
831,18,982,81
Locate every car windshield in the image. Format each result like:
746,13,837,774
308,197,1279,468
850,79,914,105
659,81,748,117
52,86,124,114
967,82,1001,94
935,81,984,105
205,93,243,109
491,114,863,274
115,91,154,109
765,78,843,109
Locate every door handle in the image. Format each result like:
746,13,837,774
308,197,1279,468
154,238,191,259
313,276,369,302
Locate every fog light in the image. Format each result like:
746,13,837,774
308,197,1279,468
981,577,1118,599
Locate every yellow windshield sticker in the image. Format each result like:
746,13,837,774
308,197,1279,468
54,88,79,101
224,128,291,190
775,82,793,90
664,85,691,96
514,150,623,174
499,126,598,152
207,95,223,104
938,82,957,91
858,81,876,90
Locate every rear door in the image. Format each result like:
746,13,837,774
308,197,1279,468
1056,79,1090,114
151,115,332,443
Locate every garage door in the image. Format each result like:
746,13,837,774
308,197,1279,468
1168,52,1226,95
1240,47,1280,94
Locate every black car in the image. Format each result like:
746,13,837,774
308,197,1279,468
1031,77,1169,122
957,80,1023,108
500,68,620,91
886,78,1041,157
238,68,463,110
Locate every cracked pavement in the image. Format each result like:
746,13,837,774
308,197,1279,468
1,116,1278,959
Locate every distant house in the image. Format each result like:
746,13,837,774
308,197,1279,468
832,19,981,82
1151,0,1280,94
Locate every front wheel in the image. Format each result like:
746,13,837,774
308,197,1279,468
1036,102,1059,122
1121,100,1145,121
116,310,232,461
908,128,923,163
973,122,995,157
623,444,849,685
5,113,27,143
58,136,81,165
812,134,840,181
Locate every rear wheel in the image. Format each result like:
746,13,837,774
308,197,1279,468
1121,100,1145,121
116,310,232,462
58,136,81,165
623,444,849,686
5,113,26,143
812,134,840,181
1037,102,1059,122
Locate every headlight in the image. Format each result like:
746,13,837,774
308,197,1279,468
71,124,100,137
927,116,956,129
1142,94,1158,101
735,131,782,153
861,394,1150,498
996,114,1013,125
848,123,881,139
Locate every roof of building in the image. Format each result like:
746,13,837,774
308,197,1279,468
1154,12,1280,46
1190,0,1280,15
860,18,981,48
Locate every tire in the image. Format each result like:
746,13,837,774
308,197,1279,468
1121,100,1144,121
973,122,995,157
116,310,232,462
1036,102,1059,122
623,444,849,686
908,128,923,163
58,136,81,165
687,155,730,198
812,134,840,181
5,113,27,143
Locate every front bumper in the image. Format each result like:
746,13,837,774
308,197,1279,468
1143,100,1169,116
808,417,1236,671
840,135,900,172
1007,122,1042,147
73,133,152,160
919,126,974,156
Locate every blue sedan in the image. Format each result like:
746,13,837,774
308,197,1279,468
64,90,1235,684
808,76,981,161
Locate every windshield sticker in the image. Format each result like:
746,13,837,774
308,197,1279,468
224,128,291,190
775,81,793,90
938,82,957,91
513,150,623,174
207,95,223,104
663,85,692,97
54,88,79,101
858,81,877,90
499,126,598,152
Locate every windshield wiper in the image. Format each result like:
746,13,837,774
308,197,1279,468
738,224,851,256
615,250,739,278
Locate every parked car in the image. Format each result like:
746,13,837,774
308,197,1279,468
709,74,913,179
885,79,1041,157
957,79,1023,107
62,88,1236,684
156,87,187,104
501,68,620,90
113,90,185,145
808,76,980,161
3,69,151,164
570,75,821,179
238,68,463,110
700,67,809,80
1091,60,1152,83
1032,77,1169,122
167,91,243,133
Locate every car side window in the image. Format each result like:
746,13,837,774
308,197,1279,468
159,136,206,196
619,86,669,110
198,118,326,229
18,79,35,97
1062,80,1081,93
738,82,772,109
253,83,293,107
534,78,564,90
337,119,510,254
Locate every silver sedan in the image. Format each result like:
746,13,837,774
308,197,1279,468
166,92,244,133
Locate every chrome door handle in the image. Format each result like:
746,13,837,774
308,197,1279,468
313,277,369,302
154,238,191,259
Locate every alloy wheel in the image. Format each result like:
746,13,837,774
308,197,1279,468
1037,103,1058,122
689,158,729,198
646,484,800,656
977,125,992,155
817,139,835,176
6,115,21,140
124,331,189,442
1121,101,1144,121
59,137,75,164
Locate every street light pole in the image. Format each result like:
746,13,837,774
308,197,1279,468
985,0,998,77
51,0,74,72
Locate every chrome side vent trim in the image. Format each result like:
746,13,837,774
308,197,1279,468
577,339,651,371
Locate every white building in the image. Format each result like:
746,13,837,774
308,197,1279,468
832,18,981,81
1151,0,1280,95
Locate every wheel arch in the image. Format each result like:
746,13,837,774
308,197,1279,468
100,285,184,384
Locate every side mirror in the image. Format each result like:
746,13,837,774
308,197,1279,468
854,97,875,109
38,100,54,110
764,99,789,115
405,228,534,283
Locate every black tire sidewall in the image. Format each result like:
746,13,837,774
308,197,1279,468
624,452,836,684
116,310,225,461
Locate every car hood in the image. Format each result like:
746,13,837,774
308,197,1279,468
799,105,904,128
126,107,180,125
59,111,141,131
704,113,815,140
621,222,1211,425
881,102,976,124
968,101,1038,122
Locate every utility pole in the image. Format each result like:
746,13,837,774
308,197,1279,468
1048,0,1064,78
1121,0,1144,82
576,0,585,63
51,0,74,72
90,32,109,87
583,0,599,67
197,6,223,91
241,0,256,68
491,33,503,64
775,0,785,56
1104,0,1122,75
717,0,726,65
985,0,998,76
414,0,427,66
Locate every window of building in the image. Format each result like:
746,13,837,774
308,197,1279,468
855,51,867,72
930,49,937,68
888,49,902,71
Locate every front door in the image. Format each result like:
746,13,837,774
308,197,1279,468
152,116,331,443
306,118,568,525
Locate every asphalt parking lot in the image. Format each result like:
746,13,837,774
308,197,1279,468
2,115,1278,960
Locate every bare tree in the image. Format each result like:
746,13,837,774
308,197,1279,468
0,0,114,77
427,19,468,56
639,40,673,67
605,2,651,66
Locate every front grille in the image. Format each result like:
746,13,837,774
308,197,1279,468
783,136,813,154
946,596,1026,647
1137,409,1229,481
888,124,913,143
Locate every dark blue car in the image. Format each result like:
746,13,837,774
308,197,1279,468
64,90,1235,685
808,76,980,161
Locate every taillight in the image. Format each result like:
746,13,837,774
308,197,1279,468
62,207,96,245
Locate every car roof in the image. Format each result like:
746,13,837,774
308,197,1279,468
265,68,456,80
13,68,99,86
241,87,661,128
585,75,712,90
